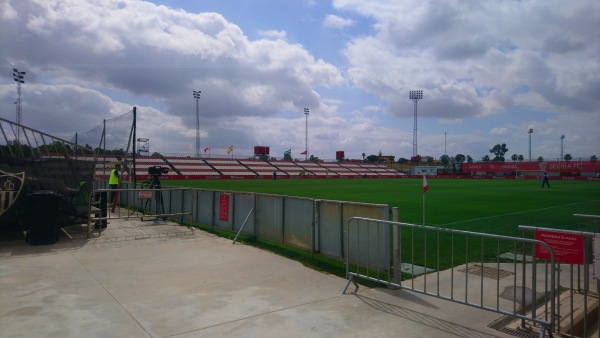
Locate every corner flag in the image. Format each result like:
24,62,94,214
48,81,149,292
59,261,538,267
423,175,429,193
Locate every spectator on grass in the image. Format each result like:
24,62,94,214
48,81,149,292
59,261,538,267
541,172,550,188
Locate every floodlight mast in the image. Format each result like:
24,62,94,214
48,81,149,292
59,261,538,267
193,90,201,157
560,135,565,161
528,128,534,161
409,90,423,157
304,108,309,161
12,68,25,143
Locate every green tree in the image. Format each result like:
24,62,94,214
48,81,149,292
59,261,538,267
454,154,466,163
467,155,473,163
283,149,292,161
482,155,491,162
538,156,544,162
591,155,597,161
511,154,518,162
366,155,379,163
489,143,508,162
564,154,572,161
440,155,451,166
518,154,524,162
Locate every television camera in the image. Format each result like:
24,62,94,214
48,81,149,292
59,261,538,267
143,166,169,221
148,166,169,176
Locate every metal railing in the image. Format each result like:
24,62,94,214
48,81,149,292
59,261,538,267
519,225,599,338
343,217,557,337
86,187,192,237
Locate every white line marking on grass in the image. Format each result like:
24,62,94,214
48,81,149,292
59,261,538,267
439,200,600,227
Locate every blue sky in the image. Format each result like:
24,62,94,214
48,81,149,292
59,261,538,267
1,0,598,161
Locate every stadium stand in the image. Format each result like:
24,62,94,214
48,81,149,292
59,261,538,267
340,163,377,177
296,161,334,177
205,158,256,178
239,159,285,178
317,162,360,177
166,157,220,178
268,161,306,177
360,163,401,177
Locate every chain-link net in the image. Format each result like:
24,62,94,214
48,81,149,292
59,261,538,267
71,110,134,155
70,110,136,181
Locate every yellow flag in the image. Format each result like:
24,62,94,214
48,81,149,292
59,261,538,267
226,146,233,154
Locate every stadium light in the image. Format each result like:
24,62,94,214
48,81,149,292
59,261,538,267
560,135,565,161
528,128,534,162
409,90,423,157
12,68,25,143
193,90,201,157
304,108,309,161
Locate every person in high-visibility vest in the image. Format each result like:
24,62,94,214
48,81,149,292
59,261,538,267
109,163,121,203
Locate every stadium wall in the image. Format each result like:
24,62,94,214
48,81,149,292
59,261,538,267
106,182,389,261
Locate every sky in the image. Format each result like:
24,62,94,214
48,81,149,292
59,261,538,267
1,0,599,161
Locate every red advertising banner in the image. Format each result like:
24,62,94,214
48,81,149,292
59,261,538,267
219,193,230,222
462,160,600,173
535,230,584,265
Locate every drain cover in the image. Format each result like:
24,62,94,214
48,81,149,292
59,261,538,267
458,264,515,280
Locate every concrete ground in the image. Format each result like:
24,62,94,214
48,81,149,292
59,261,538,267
0,213,520,338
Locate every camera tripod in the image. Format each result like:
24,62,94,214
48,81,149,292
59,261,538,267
142,174,166,221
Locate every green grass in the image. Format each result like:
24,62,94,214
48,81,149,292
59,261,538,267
164,178,600,276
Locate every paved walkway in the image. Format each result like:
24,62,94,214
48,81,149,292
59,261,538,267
0,214,518,338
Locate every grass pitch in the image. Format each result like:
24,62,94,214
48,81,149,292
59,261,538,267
165,178,600,236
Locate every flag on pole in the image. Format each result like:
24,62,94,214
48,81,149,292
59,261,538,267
203,147,209,153
423,175,429,193
300,150,307,155
226,146,233,154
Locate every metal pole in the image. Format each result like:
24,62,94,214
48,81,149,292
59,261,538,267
133,107,137,187
12,68,25,143
528,129,533,162
409,90,423,158
193,91,201,157
560,135,564,161
304,108,309,161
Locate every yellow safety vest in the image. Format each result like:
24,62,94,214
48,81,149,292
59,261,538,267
109,169,119,185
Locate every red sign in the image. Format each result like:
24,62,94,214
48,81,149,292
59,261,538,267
219,193,230,222
535,230,584,265
138,191,152,199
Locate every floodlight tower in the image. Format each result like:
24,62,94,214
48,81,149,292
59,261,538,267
304,108,309,161
560,135,565,161
409,90,423,157
12,68,25,143
528,128,534,161
193,90,201,157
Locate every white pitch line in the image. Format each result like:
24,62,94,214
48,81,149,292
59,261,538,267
439,200,600,227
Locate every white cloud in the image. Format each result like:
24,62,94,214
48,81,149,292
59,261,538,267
258,30,287,39
489,128,509,136
1,0,597,160
323,14,355,29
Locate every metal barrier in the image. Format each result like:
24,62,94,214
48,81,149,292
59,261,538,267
519,225,599,338
89,182,389,261
343,217,557,337
86,187,191,237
